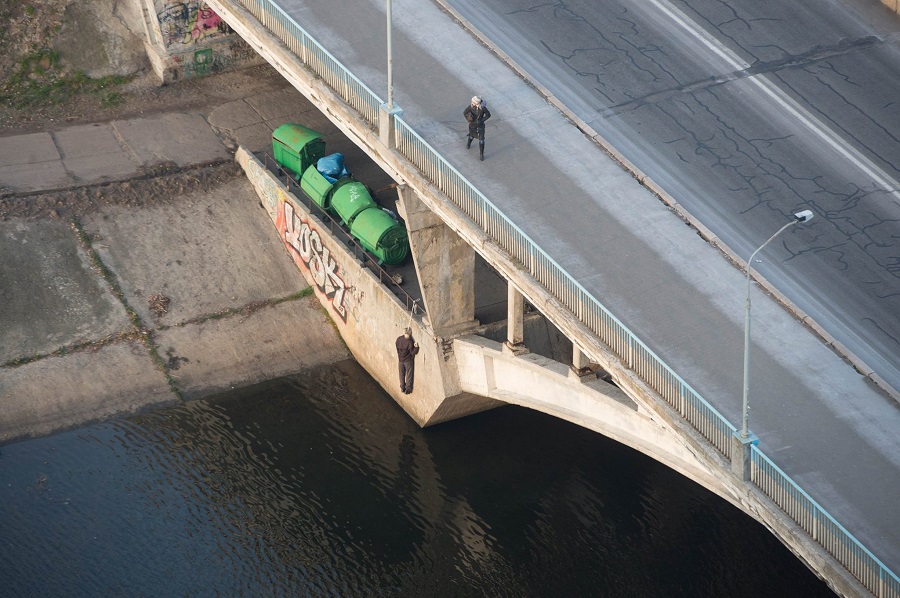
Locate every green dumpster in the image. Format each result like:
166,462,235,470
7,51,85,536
330,181,376,226
272,123,326,178
300,165,335,211
349,208,409,266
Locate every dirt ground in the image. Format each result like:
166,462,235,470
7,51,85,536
0,62,291,137
0,0,288,135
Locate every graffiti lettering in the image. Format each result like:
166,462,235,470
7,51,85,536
156,1,226,47
283,203,347,320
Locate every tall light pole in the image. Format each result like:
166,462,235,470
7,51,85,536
740,210,814,439
386,0,394,110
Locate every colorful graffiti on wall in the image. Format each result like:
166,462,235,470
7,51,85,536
156,1,231,47
277,201,349,322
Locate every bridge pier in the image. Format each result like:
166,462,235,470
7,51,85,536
504,284,530,356
395,184,479,337
570,345,595,380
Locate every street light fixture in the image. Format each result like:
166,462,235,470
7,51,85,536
740,210,814,439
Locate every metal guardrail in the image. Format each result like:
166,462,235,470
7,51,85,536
391,116,737,458
753,447,900,598
227,0,898,593
239,0,382,127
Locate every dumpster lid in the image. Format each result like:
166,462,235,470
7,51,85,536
273,123,325,151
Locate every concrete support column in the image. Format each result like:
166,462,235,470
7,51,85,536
569,345,594,380
573,345,589,369
396,185,478,337
731,431,758,481
379,103,403,148
504,283,529,356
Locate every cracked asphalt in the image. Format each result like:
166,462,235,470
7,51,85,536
448,0,900,391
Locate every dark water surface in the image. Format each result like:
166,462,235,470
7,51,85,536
1,360,834,597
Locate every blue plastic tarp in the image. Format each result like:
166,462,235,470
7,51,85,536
317,153,350,183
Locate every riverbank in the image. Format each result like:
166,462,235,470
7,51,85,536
0,71,353,444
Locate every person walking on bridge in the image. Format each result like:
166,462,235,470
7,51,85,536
396,327,419,394
464,95,491,161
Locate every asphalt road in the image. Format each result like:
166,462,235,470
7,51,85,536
445,0,900,391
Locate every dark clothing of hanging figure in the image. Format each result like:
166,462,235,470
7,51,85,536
396,329,419,394
464,96,491,160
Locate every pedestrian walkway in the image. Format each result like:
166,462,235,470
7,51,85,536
0,114,228,194
255,0,900,575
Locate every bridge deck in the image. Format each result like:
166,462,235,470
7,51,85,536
247,0,900,575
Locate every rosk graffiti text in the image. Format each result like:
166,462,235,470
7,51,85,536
281,202,347,321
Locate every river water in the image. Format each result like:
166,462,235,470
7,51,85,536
1,359,834,597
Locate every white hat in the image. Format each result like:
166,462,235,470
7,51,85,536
471,95,482,104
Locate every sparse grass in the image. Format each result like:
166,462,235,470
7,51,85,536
2,331,140,368
161,288,314,330
70,217,183,400
0,48,133,109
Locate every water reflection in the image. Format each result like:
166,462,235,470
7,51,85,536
1,359,833,596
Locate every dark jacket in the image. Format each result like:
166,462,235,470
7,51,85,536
464,102,491,135
396,335,419,363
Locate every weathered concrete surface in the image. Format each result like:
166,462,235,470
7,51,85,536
238,148,501,426
0,87,351,444
156,298,347,400
397,185,477,336
0,219,131,363
0,341,177,442
0,114,232,193
208,87,346,153
112,113,232,167
80,181,301,327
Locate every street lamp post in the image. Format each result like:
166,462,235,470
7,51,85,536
740,210,814,439
379,0,402,147
386,0,393,110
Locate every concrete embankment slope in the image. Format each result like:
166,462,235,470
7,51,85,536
0,87,351,444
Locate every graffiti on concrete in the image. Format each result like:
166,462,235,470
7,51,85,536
157,1,231,47
278,201,348,321
169,39,257,79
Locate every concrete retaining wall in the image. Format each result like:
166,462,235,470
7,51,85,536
138,0,263,82
237,147,501,426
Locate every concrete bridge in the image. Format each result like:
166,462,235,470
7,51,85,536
207,0,899,595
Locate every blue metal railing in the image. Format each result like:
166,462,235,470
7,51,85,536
753,447,900,597
221,0,899,593
391,115,737,457
238,0,382,127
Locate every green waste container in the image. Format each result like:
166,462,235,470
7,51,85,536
272,123,326,178
300,165,335,211
330,181,376,226
350,208,409,266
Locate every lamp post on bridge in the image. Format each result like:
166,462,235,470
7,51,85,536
379,0,402,147
732,209,814,479
386,0,394,110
